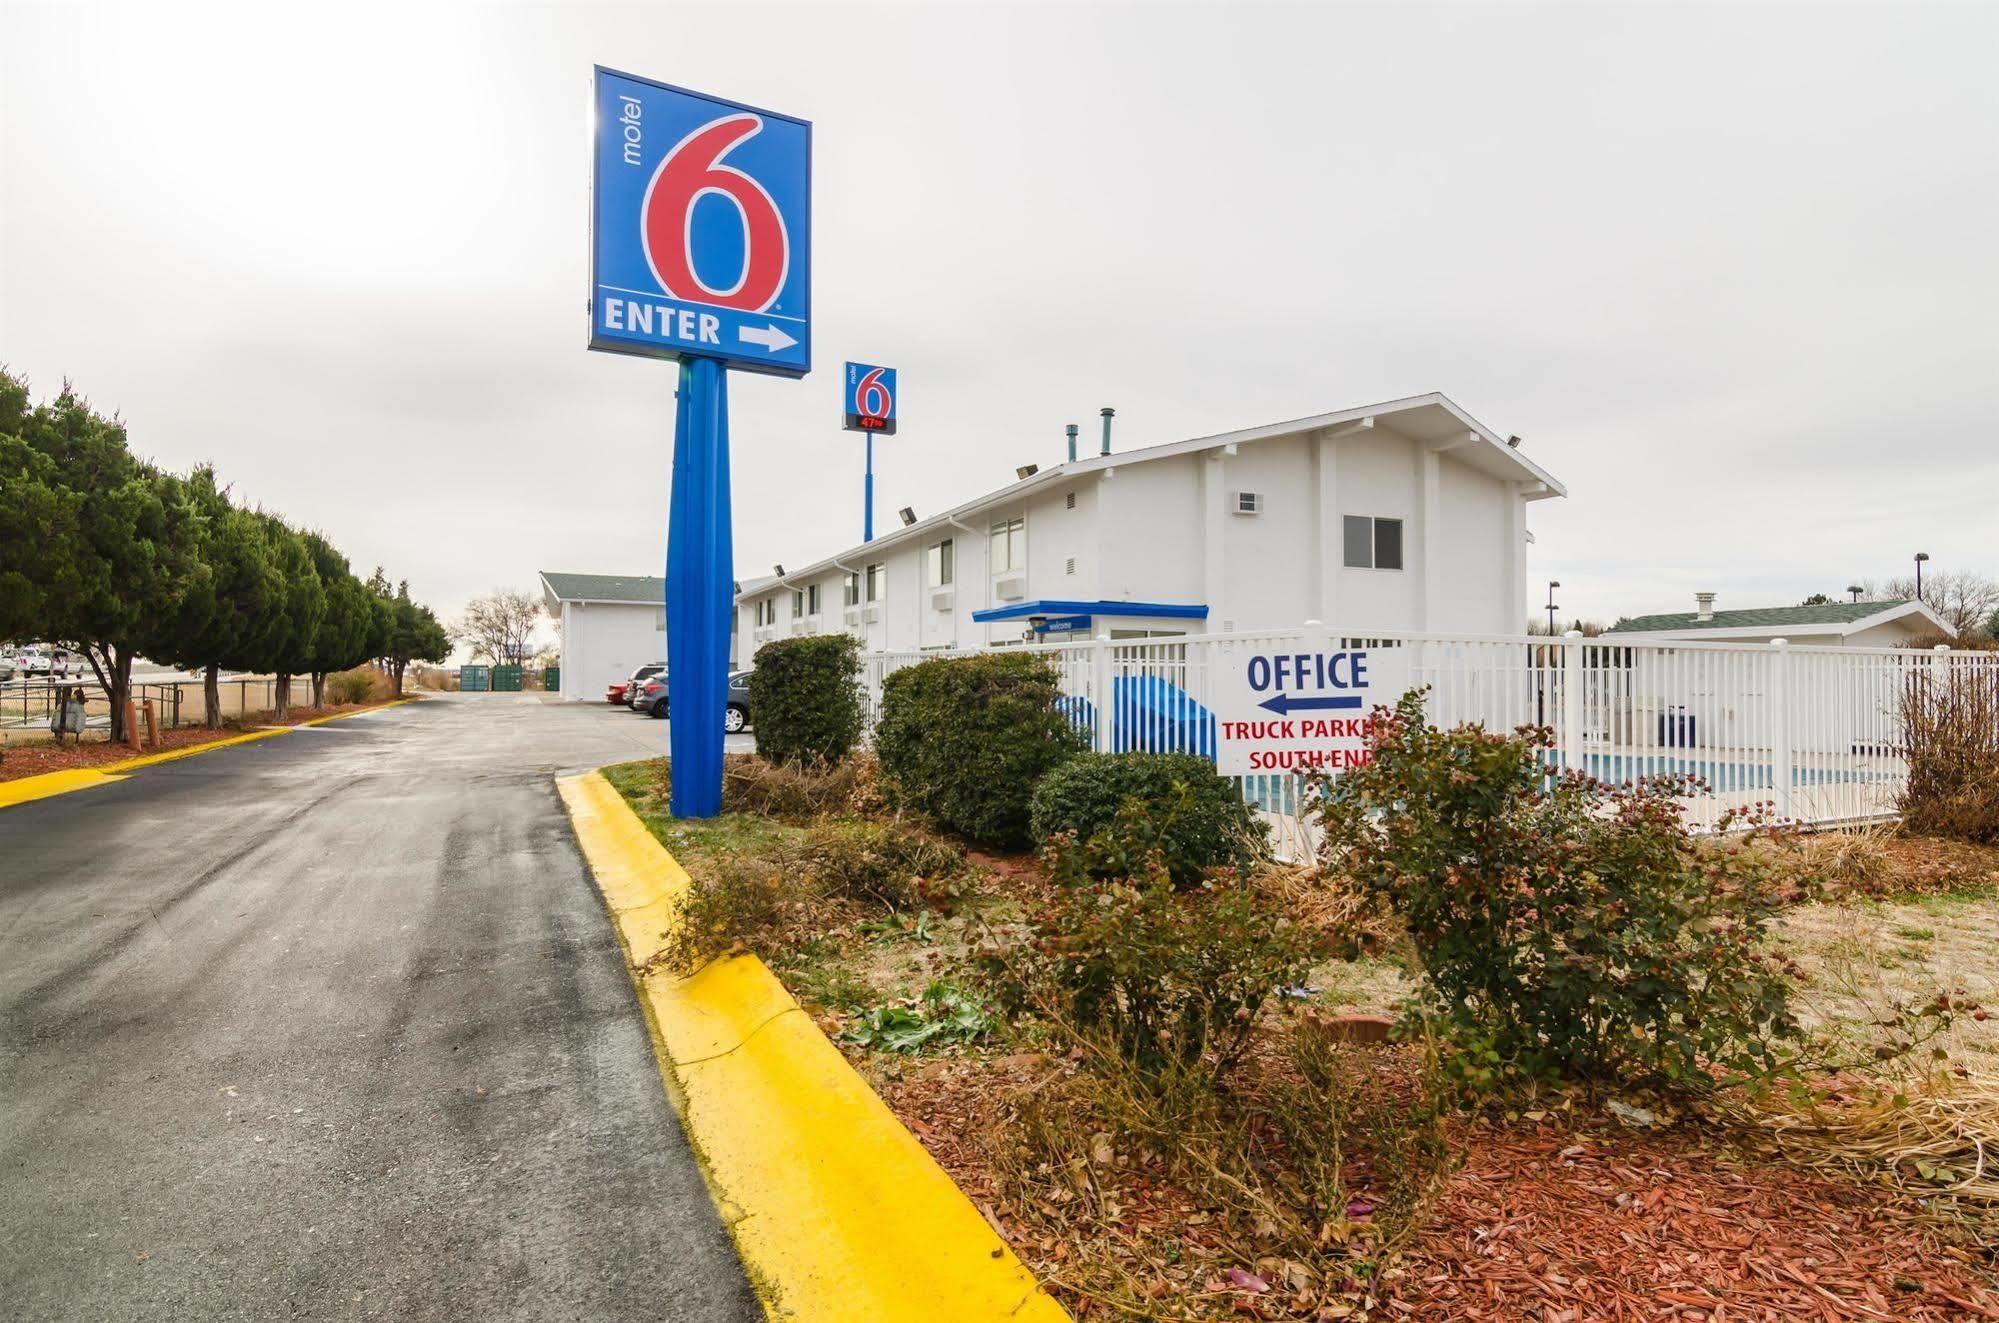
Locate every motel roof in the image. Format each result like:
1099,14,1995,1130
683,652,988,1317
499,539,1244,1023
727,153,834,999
538,571,665,606
1606,598,1953,639
740,392,1565,600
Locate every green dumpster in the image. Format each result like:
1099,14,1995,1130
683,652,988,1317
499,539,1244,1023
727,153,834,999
543,666,560,691
492,665,524,692
460,665,491,692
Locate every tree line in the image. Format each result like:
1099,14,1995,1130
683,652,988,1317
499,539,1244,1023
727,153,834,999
0,371,450,739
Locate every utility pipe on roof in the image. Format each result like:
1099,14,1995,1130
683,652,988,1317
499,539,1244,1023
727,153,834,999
945,513,991,620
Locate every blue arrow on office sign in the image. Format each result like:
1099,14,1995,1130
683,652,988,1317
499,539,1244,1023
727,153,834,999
590,68,811,377
1256,692,1365,715
589,68,812,818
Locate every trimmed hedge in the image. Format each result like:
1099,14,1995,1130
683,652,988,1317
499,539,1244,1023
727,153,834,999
748,634,864,765
875,651,1087,849
1029,751,1266,884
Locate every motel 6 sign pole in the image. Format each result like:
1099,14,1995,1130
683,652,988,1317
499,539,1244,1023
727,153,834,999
842,362,897,542
589,67,812,818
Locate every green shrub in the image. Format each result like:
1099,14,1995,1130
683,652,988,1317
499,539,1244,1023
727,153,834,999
748,634,865,766
875,651,1087,849
1029,751,1265,884
1314,689,1803,1092
984,793,1327,1081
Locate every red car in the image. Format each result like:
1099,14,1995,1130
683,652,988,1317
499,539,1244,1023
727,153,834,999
605,681,628,705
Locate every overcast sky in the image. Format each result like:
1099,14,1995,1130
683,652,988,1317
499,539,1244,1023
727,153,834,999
5,0,1995,636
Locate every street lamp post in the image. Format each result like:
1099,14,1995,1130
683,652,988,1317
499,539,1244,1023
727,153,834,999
1546,580,1561,634
1915,552,1930,603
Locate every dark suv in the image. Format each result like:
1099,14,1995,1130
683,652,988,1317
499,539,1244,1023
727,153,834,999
638,669,752,732
622,663,664,711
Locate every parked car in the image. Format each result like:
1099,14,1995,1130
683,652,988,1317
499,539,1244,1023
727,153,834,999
605,681,628,705
623,663,665,711
641,669,752,732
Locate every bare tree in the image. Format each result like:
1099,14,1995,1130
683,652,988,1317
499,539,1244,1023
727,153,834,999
454,589,543,664
1881,571,1999,638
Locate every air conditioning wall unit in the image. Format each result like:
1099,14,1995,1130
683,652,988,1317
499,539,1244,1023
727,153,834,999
843,607,862,626
930,590,954,612
862,605,882,623
1232,491,1264,514
995,575,1028,602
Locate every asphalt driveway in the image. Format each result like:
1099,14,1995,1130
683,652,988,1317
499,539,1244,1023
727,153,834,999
0,695,761,1321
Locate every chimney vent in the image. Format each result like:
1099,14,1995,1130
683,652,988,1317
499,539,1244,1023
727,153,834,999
1065,424,1079,463
1099,407,1115,456
1695,591,1716,622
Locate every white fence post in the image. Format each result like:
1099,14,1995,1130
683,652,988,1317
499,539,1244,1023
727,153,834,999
1561,630,1585,773
1091,631,1114,753
1770,638,1793,819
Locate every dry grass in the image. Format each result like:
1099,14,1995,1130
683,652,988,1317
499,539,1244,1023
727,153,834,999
1724,1067,1999,1214
1780,887,1999,1068
720,750,886,821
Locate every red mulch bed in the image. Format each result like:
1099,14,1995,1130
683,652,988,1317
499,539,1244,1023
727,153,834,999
869,1052,1999,1321
0,702,395,782
1391,1125,1998,1321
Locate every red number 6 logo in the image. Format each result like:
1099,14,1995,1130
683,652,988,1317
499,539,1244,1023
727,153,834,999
856,367,890,419
642,114,789,313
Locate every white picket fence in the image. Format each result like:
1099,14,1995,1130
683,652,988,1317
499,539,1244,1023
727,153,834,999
859,629,1999,838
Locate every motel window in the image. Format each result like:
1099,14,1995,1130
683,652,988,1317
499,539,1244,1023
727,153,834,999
755,599,776,627
844,572,860,607
865,563,884,603
1343,515,1404,571
791,589,804,617
927,539,954,588
990,517,1025,574
806,583,821,616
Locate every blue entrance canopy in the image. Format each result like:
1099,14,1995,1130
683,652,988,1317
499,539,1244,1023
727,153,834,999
971,598,1209,624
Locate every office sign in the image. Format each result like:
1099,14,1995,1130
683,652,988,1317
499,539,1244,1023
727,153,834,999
1215,644,1410,777
842,362,897,434
589,67,811,376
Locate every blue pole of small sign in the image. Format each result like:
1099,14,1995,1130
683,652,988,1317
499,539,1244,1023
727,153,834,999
664,355,732,819
863,430,875,542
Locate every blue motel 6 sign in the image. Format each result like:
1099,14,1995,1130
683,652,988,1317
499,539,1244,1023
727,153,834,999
588,67,812,819
589,67,812,377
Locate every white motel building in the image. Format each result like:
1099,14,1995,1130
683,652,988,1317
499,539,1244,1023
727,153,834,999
735,393,1566,655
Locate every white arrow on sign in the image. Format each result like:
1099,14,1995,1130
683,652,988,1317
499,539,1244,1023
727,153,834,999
737,323,797,353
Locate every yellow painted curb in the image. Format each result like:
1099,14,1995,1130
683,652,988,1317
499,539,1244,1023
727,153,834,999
0,767,131,809
557,770,1071,1323
0,697,417,809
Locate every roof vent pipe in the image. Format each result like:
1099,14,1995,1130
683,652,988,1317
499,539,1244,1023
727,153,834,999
1099,406,1115,456
1695,591,1716,622
1065,424,1078,463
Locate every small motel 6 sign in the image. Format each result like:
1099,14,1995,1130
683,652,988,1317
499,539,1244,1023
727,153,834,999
1214,645,1411,777
588,68,811,377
